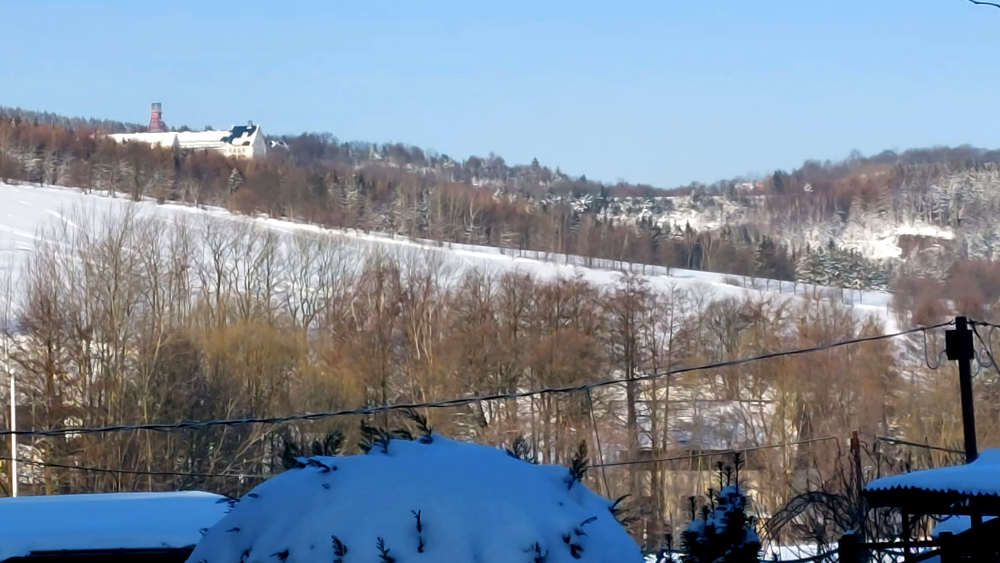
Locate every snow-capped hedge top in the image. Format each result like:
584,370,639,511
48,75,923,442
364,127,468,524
187,435,643,563
865,449,1000,497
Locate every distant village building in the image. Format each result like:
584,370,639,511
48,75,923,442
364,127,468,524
107,103,267,159
736,181,765,193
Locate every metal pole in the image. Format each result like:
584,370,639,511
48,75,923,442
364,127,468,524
9,369,15,498
850,431,866,537
946,317,978,463
585,388,611,498
946,316,978,526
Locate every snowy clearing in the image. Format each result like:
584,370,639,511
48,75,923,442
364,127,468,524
932,515,997,538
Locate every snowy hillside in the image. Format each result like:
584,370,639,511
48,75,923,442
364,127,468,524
188,435,644,563
0,182,892,327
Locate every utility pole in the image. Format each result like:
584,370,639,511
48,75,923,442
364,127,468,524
946,316,977,526
8,368,14,498
850,430,867,561
850,431,865,511
946,316,978,463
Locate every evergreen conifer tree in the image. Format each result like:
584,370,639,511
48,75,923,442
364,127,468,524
680,455,760,563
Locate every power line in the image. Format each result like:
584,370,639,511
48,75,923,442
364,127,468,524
971,323,1000,381
760,553,833,563
591,436,840,469
871,436,964,455
0,456,265,480
0,321,951,439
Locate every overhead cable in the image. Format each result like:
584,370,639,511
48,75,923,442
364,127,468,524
0,455,265,480
1,321,952,439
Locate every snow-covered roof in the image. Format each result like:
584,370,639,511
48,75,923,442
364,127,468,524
189,435,643,563
865,449,1000,498
108,125,262,150
0,491,230,561
224,124,261,146
108,131,179,148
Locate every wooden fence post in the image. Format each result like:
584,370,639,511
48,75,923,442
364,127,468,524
838,531,858,563
938,531,956,563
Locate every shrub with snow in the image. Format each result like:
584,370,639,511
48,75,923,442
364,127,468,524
680,459,760,563
187,426,642,563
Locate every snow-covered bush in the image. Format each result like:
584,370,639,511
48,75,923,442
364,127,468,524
680,459,760,563
187,424,642,563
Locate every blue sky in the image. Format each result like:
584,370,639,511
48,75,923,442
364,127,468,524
1,0,998,187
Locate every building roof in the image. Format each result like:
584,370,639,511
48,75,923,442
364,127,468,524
866,449,1000,497
0,491,230,561
224,124,260,146
864,449,1000,514
108,124,262,150
107,131,179,148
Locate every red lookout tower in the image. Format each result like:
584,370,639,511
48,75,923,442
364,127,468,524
148,102,165,133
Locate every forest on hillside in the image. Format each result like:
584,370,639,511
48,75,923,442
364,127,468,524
1,108,1000,318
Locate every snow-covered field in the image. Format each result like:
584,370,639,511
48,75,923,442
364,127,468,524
0,182,893,329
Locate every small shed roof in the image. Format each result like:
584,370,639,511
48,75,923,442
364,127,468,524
0,491,229,561
864,449,1000,514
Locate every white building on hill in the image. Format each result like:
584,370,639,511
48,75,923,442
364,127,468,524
109,122,267,159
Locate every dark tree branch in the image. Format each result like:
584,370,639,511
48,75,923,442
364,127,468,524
969,0,1000,8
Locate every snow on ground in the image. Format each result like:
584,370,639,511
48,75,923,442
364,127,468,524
0,182,892,330
188,435,643,563
866,448,1000,497
0,491,229,560
841,220,955,261
932,515,996,538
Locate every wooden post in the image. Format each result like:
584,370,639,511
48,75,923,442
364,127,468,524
851,431,865,531
902,512,912,563
838,531,858,563
938,531,956,563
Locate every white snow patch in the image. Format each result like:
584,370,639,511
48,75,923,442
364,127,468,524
0,491,229,560
840,222,956,261
932,515,996,538
895,224,955,241
188,436,643,563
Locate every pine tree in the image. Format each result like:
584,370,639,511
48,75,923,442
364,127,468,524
416,185,434,237
680,456,760,563
385,182,405,236
227,168,243,195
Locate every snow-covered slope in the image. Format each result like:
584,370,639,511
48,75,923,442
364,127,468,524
0,182,892,327
188,435,643,563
